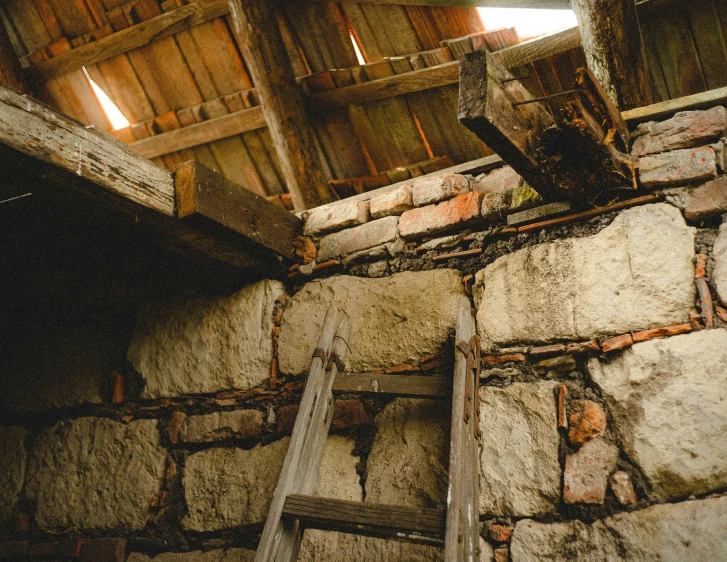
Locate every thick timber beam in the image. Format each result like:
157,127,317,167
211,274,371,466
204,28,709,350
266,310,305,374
570,0,652,110
228,0,330,211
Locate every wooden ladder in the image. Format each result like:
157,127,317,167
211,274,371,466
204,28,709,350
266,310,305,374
254,296,480,562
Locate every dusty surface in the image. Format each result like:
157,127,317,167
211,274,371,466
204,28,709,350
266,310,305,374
0,427,26,522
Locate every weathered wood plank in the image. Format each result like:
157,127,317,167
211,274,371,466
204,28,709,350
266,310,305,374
333,373,450,398
174,161,302,261
282,495,446,540
497,26,580,69
129,105,265,159
571,0,652,109
622,85,727,124
0,84,174,215
229,0,330,211
310,0,571,8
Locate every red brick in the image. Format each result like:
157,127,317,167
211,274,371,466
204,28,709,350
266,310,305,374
494,547,509,562
631,324,693,343
568,400,606,445
293,236,317,265
167,411,186,445
385,363,420,374
601,333,633,353
689,308,705,331
716,305,727,323
685,176,727,221
632,106,727,157
330,399,373,430
489,524,513,543
557,385,568,430
695,253,708,279
481,353,527,366
318,216,399,261
609,470,638,506
529,344,566,356
79,538,127,562
639,146,717,189
564,438,619,504
398,192,484,239
565,339,600,354
696,278,715,328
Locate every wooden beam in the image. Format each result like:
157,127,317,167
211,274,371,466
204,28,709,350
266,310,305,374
622,86,727,124
129,105,265,159
0,10,29,93
174,161,302,260
307,26,581,109
306,0,571,7
0,84,174,215
282,495,446,542
458,49,559,200
333,373,450,398
229,0,330,211
26,0,229,82
571,0,652,110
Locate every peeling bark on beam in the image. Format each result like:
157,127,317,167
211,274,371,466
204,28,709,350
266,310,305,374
229,0,330,211
571,0,652,110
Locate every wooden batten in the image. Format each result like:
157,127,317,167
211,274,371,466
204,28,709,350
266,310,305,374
571,0,653,109
174,160,302,261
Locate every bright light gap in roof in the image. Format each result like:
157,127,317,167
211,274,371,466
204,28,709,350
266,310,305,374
82,66,130,130
477,7,577,39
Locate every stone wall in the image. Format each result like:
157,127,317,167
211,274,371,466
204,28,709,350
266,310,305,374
2,107,727,561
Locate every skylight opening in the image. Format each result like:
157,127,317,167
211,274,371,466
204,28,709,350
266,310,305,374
477,7,578,39
82,67,130,130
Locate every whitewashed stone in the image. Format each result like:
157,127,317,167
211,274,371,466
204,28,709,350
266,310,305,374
588,329,727,500
128,280,285,398
127,549,255,562
317,216,399,261
472,166,522,194
183,436,358,531
0,427,26,522
25,418,166,531
304,200,370,236
477,203,695,347
369,184,414,218
366,399,449,509
714,221,727,307
278,270,464,375
479,382,560,516
511,496,727,562
412,174,470,207
639,146,717,188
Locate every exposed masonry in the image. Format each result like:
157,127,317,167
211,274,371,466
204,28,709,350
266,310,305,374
2,108,727,561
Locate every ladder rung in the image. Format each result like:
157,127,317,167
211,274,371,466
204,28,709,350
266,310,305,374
332,373,449,398
282,495,446,544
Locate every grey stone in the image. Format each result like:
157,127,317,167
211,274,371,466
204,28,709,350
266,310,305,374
639,146,717,188
366,399,449,509
127,549,255,562
179,410,264,443
318,216,399,262
588,329,727,501
278,270,464,375
684,176,727,221
479,382,561,516
25,418,166,531
714,222,727,307
183,436,358,531
511,495,727,562
476,203,695,347
632,106,727,157
0,427,27,522
304,199,370,236
128,280,285,398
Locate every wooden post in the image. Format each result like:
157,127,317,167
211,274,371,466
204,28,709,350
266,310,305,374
228,0,331,211
570,0,652,110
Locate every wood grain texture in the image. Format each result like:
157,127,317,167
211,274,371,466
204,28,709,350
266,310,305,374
0,83,174,215
571,0,653,109
333,373,450,398
622,85,727,123
229,0,330,210
173,161,302,260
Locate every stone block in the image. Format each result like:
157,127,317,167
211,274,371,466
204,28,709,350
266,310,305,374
715,222,727,306
304,200,370,236
179,410,264,444
479,382,560,516
568,400,606,445
317,216,399,261
399,192,484,239
0,427,26,522
684,176,727,221
639,146,717,188
508,184,543,213
25,418,166,531
476,203,695,347
127,549,255,562
511,496,727,562
278,270,464,375
411,174,470,207
366,398,449,509
632,106,727,157
183,436,358,531
472,166,522,194
588,329,727,500
563,438,619,504
128,280,285,398
369,184,414,218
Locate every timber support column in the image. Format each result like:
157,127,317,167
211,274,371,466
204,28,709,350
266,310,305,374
571,0,652,110
228,0,330,211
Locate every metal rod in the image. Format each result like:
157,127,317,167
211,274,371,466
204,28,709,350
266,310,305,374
512,89,580,107
0,192,32,205
502,74,531,83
